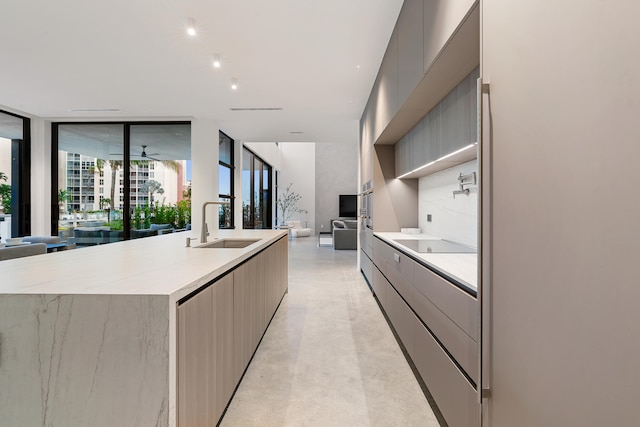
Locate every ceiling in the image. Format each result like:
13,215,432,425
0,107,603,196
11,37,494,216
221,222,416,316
0,0,404,145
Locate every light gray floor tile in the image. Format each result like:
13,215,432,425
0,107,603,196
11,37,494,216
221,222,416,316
220,236,440,427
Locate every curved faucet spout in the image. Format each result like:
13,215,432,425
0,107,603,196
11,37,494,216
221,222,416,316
201,200,231,243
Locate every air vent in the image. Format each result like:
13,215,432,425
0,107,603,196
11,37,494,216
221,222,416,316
69,108,121,112
229,107,283,111
289,131,304,134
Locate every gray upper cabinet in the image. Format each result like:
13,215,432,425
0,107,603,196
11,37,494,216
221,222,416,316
373,25,399,141
424,0,477,73
395,67,478,178
361,0,479,147
398,0,425,107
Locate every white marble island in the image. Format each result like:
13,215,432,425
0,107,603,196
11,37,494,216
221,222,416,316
0,229,288,427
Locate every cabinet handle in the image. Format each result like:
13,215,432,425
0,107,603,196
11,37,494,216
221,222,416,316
393,253,400,263
479,78,492,404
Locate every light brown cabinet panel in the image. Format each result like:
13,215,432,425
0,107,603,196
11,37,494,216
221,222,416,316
209,274,235,419
178,286,214,427
413,262,478,341
178,238,288,427
178,273,234,427
233,254,265,381
264,237,288,323
412,312,478,427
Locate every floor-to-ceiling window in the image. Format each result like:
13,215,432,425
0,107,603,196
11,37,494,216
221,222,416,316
53,122,190,247
0,110,30,239
242,147,272,229
218,131,234,229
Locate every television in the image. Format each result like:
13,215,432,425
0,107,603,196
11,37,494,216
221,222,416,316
339,194,357,218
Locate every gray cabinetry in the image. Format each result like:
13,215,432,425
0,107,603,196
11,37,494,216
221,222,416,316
398,0,425,107
384,273,415,356
372,25,399,140
385,248,415,303
360,0,478,147
413,311,478,427
372,265,388,309
371,237,478,426
395,68,479,178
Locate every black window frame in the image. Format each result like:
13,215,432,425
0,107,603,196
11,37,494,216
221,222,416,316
242,146,272,229
51,120,190,238
218,130,235,229
0,109,31,237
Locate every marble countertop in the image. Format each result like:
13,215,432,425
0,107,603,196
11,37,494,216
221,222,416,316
0,229,286,299
374,232,477,293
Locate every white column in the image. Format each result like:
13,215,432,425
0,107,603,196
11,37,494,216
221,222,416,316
30,117,51,236
190,118,219,237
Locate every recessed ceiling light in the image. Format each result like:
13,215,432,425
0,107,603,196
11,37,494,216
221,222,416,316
231,78,238,90
212,53,221,68
356,65,361,69
186,18,196,36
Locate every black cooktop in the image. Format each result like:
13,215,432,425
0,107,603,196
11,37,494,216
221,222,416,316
394,239,477,254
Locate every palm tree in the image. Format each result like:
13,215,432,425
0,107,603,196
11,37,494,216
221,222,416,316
0,171,7,182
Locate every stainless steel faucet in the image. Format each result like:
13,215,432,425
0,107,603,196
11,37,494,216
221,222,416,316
201,201,230,243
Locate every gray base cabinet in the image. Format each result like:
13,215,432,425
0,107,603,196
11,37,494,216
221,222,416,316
372,237,478,427
177,237,288,426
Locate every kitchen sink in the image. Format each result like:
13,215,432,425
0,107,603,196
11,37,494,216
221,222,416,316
197,238,261,249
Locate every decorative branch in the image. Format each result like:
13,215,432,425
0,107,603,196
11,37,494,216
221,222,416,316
276,183,307,224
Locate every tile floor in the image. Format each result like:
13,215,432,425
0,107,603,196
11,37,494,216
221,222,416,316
220,236,441,427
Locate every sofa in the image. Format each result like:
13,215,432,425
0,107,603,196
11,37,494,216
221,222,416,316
285,220,313,238
0,243,47,261
332,219,358,250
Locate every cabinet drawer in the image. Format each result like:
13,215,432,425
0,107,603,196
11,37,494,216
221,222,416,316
385,277,414,355
414,263,478,341
372,265,388,309
412,313,478,427
412,288,478,383
385,249,415,302
360,227,374,258
372,237,392,275
360,249,374,287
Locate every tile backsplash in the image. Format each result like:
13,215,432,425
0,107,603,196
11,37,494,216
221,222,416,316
418,160,478,248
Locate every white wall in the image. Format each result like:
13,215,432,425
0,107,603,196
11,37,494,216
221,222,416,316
418,159,477,247
30,117,51,236
315,141,359,232
243,142,282,171
0,138,11,181
279,143,315,230
190,118,219,237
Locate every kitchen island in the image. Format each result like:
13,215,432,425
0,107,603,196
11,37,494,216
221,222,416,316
0,229,288,427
